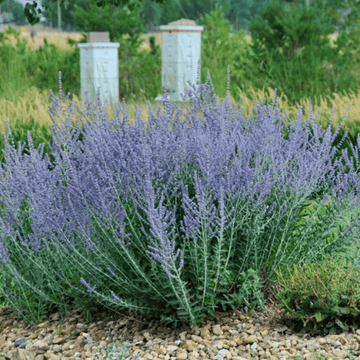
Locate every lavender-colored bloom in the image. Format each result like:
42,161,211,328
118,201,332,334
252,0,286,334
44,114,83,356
107,266,116,277
80,277,97,293
0,241,9,264
54,271,64,281
110,291,122,303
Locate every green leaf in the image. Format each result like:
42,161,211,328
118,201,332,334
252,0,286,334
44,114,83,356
314,311,323,322
335,318,348,331
338,307,350,315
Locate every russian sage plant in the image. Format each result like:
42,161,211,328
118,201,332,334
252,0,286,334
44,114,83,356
1,64,360,328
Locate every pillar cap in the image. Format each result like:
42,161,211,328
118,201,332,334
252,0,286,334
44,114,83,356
167,19,197,26
87,32,110,43
159,18,203,32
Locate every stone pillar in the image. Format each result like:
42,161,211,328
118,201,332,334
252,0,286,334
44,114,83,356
155,19,204,104
77,32,120,108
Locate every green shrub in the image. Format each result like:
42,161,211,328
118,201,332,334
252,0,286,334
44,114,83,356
273,257,360,336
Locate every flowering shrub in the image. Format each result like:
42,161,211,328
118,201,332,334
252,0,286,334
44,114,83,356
1,68,360,328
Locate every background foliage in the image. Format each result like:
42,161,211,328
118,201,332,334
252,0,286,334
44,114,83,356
2,0,360,37
248,0,358,105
